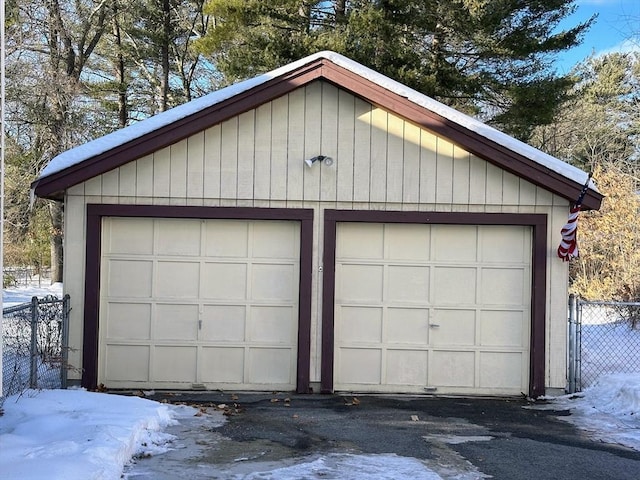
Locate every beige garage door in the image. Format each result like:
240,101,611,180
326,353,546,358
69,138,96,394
98,217,300,390
334,222,531,396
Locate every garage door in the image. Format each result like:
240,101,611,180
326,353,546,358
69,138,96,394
334,222,531,395
98,217,300,390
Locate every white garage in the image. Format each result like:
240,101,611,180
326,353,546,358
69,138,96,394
32,51,601,397
99,217,302,390
332,222,531,395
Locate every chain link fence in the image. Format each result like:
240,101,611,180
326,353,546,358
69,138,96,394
1,295,71,407
568,296,640,392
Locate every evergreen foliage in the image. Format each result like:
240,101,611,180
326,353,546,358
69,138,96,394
198,0,593,138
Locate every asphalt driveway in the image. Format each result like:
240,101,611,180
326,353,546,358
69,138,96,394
124,392,640,479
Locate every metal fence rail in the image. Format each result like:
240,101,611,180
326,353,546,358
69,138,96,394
1,295,70,403
568,295,640,392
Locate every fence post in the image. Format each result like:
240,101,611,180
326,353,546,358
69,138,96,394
61,294,71,388
30,296,39,389
567,294,578,393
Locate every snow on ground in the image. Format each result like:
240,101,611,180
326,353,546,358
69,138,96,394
0,376,637,480
0,389,215,480
2,282,63,308
536,373,640,451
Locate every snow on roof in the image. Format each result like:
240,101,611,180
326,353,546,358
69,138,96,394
38,51,595,190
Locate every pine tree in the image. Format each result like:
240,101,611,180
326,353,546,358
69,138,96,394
198,0,593,139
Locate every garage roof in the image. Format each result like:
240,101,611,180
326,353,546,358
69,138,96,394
32,51,602,209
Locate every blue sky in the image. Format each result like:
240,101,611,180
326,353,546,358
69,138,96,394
554,0,640,73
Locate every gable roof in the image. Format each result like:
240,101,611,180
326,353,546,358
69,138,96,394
32,51,602,209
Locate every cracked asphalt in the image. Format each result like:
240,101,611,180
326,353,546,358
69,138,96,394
124,392,640,479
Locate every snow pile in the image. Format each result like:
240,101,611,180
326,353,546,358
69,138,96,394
542,373,640,451
0,389,195,480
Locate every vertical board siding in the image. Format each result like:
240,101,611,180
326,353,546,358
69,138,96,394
435,140,454,204
152,147,171,198
136,155,154,198
284,92,302,201
203,125,221,198
220,117,239,200
303,82,322,202
187,132,205,199
403,122,421,204
320,82,339,202
353,98,372,202
237,110,256,200
336,90,355,204
419,132,437,204
369,107,388,203
170,141,188,201
77,81,549,211
386,113,405,203
452,145,470,205
254,103,272,200
119,161,137,197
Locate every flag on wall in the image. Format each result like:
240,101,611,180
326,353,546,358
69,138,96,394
557,173,592,262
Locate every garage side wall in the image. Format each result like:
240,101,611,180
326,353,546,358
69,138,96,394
63,80,570,391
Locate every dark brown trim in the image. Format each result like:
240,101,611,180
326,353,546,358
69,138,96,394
320,209,547,397
34,57,602,210
82,204,314,393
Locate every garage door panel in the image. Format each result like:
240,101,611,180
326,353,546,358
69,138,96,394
251,264,296,301
156,261,200,298
336,223,384,259
386,308,428,344
480,311,526,347
248,348,294,384
338,348,381,384
107,260,153,298
386,350,428,385
338,264,384,302
204,220,249,257
479,352,523,389
480,226,528,263
432,267,476,304
100,217,300,390
480,268,525,305
106,303,151,340
338,306,383,343
431,225,477,262
387,265,429,302
385,224,430,260
201,305,246,342
431,309,476,346
202,263,248,300
153,346,197,382
252,221,298,258
155,304,199,341
249,306,296,343
106,218,154,255
430,351,475,387
200,347,245,383
334,222,531,395
156,219,201,256
105,345,149,382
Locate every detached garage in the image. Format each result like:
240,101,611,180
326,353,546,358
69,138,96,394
32,51,601,397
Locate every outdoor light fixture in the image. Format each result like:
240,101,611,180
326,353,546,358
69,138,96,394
304,155,333,167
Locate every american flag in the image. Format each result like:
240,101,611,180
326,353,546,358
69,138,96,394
557,205,580,261
557,173,592,262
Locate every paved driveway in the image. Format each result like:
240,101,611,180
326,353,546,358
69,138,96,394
124,392,640,479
